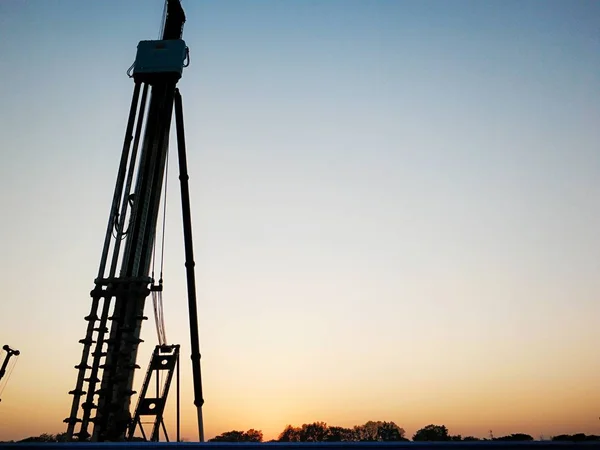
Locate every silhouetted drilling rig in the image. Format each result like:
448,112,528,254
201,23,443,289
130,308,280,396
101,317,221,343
0,345,20,403
64,0,204,442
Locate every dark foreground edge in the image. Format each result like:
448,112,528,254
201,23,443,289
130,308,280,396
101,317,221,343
1,443,600,449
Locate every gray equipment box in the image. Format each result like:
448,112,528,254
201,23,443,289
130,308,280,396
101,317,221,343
133,39,187,80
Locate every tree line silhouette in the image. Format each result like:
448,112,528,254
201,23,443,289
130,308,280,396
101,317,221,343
208,422,600,443
4,423,599,443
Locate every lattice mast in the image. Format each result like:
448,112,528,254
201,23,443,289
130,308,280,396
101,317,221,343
64,1,201,442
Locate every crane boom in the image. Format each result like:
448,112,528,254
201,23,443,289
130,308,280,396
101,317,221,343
0,345,19,384
0,345,20,401
65,1,196,442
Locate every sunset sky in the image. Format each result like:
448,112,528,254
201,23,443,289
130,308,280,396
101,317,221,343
0,0,599,442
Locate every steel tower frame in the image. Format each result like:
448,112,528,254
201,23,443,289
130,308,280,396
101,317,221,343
65,0,204,442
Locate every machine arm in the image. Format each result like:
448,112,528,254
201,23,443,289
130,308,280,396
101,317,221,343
65,0,192,442
0,345,19,383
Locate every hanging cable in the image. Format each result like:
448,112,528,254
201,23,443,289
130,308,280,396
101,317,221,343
152,290,166,346
151,199,162,345
151,223,157,282
112,194,135,241
152,148,170,347
160,149,169,281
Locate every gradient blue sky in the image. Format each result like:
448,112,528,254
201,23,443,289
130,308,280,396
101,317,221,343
0,0,599,442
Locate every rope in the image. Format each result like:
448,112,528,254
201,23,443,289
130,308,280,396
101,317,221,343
157,146,170,345
160,149,169,281
152,223,157,282
152,291,167,346
112,212,131,241
151,152,170,346
183,47,190,68
126,61,135,78
154,292,167,345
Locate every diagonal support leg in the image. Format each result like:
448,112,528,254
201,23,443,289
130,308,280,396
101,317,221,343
173,88,205,443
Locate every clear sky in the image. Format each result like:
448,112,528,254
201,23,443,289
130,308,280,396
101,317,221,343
0,0,599,443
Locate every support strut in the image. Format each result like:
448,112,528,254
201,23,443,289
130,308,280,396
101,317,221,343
174,88,205,442
127,344,180,442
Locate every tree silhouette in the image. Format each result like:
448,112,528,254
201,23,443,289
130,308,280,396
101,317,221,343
325,426,355,442
18,433,68,443
495,433,534,441
353,421,378,441
299,422,329,441
354,421,407,441
412,424,451,441
553,434,600,441
377,421,408,441
199,422,600,444
18,425,600,444
278,422,332,442
208,429,263,442
276,421,407,442
19,434,56,443
278,425,301,442
244,429,263,442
